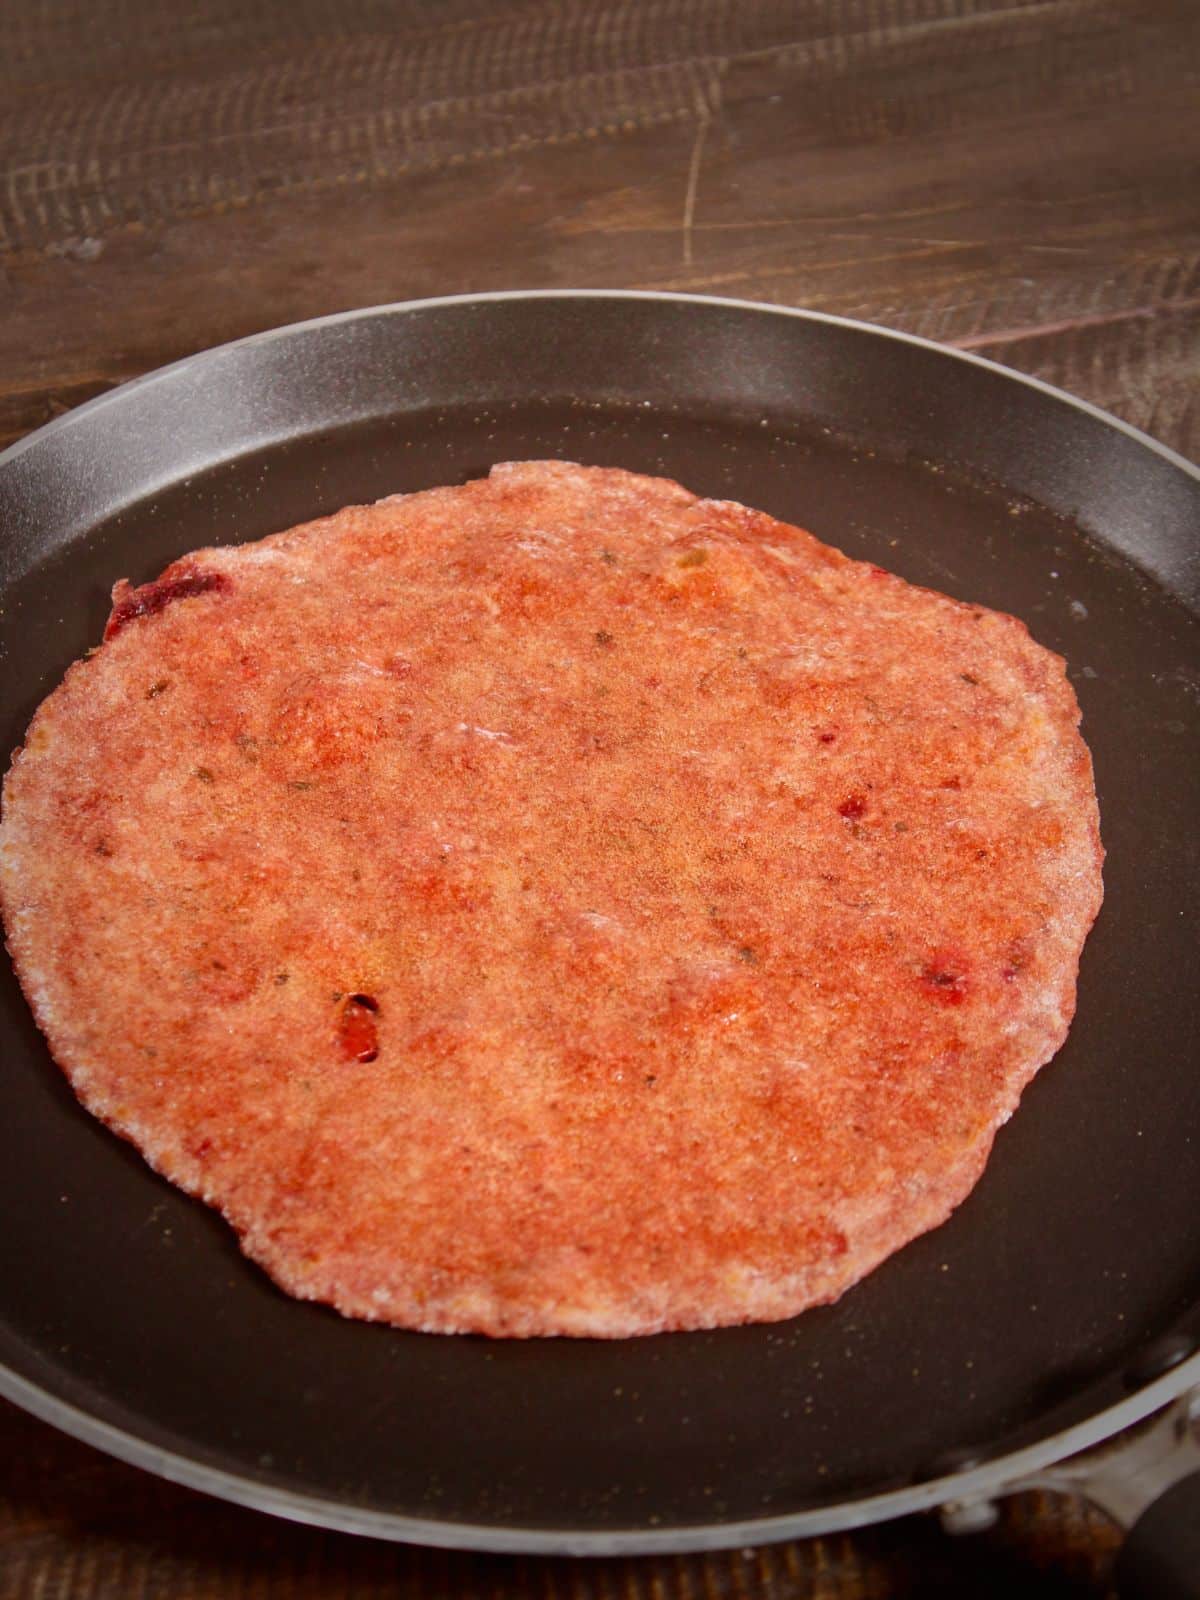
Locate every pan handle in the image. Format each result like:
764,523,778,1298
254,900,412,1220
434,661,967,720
1114,1471,1200,1600
1008,1387,1200,1600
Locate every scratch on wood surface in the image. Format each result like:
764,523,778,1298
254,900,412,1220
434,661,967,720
952,296,1200,349
603,216,991,252
560,205,971,243
680,108,710,267
655,268,759,291
660,239,967,296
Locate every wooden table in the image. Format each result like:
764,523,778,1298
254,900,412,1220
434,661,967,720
1,3,1195,1595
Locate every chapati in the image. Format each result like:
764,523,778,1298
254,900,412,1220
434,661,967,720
0,462,1103,1337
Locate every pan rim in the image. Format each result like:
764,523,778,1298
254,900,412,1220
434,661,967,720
1,1351,1197,1554
1,288,1196,1552
0,288,1196,486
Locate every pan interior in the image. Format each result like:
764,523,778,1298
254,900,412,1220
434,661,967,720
1,392,1197,1537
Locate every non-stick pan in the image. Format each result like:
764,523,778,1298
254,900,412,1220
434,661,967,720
1,293,1197,1596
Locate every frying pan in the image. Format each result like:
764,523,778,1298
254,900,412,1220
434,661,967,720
0,292,1197,1596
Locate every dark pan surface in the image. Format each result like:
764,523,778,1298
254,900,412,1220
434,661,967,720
0,295,1197,1550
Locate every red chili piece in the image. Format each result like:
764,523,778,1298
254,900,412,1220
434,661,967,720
337,993,380,1062
920,965,968,1005
104,567,231,640
838,794,867,819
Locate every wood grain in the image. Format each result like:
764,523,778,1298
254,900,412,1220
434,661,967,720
1,0,1197,457
0,1,1195,1595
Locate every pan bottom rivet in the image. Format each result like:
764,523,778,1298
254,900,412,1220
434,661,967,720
939,1496,1000,1536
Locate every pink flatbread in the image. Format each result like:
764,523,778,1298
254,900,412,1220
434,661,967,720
0,462,1103,1337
